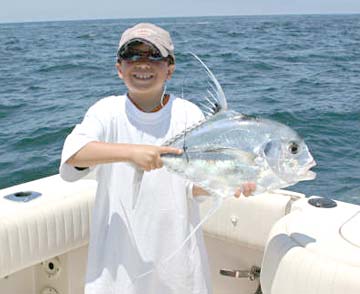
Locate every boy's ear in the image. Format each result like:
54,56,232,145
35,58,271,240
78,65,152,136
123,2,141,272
166,64,175,80
116,62,124,79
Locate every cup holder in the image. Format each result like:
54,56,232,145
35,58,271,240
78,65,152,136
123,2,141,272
4,191,42,202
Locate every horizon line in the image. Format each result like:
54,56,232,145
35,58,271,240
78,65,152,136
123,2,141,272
1,12,360,25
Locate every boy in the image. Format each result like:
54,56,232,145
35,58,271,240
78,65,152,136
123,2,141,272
60,23,254,294
60,22,212,294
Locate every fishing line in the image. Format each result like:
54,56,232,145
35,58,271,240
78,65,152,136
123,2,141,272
126,189,227,291
182,89,190,163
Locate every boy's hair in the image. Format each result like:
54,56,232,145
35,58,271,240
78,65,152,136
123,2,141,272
118,23,175,64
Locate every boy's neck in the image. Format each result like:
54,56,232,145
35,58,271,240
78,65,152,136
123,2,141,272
127,89,167,113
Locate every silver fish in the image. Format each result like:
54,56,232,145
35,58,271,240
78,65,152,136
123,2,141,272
127,54,317,284
161,54,316,198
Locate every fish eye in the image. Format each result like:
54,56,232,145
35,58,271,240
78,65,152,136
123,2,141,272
288,142,299,154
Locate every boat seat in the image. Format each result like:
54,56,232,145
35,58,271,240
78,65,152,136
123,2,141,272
260,197,360,294
0,175,96,278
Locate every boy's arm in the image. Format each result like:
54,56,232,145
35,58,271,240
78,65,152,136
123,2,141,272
66,141,182,171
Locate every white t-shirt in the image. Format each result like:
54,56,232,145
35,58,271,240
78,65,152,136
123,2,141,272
60,94,211,294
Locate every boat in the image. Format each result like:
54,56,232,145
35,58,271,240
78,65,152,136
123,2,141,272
0,172,359,293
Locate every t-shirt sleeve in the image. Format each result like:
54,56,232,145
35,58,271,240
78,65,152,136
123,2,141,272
59,104,105,182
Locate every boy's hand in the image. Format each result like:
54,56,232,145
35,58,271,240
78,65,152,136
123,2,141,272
130,145,182,171
234,182,256,198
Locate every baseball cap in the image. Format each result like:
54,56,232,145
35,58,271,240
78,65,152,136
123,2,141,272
118,23,175,63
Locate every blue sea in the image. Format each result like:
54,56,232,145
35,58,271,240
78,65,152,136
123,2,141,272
0,15,359,204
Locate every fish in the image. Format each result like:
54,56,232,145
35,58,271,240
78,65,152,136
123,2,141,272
128,54,317,285
160,54,316,199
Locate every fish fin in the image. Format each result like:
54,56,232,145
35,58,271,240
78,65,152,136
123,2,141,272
132,167,144,210
163,55,227,147
191,53,228,116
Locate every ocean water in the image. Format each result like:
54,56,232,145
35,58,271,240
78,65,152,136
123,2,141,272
0,15,359,204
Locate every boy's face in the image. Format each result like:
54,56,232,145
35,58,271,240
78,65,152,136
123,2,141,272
116,43,175,97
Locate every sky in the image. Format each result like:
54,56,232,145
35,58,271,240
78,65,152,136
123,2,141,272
1,0,360,23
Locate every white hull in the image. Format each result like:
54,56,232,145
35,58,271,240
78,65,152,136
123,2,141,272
0,175,359,293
